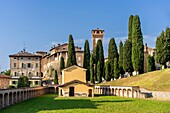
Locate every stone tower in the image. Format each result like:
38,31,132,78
92,28,104,50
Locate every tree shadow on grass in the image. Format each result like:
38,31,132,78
0,94,134,113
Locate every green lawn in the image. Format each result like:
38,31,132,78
0,94,170,113
98,69,170,92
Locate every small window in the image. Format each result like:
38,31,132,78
14,63,16,68
27,63,31,68
21,63,24,68
36,72,39,76
63,48,65,50
22,73,24,76
35,81,39,85
28,58,31,60
97,31,99,34
21,57,23,60
36,63,38,68
12,81,16,84
14,72,17,76
36,58,38,60
14,57,16,59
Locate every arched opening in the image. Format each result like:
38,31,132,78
112,88,114,95
9,92,13,105
21,91,23,101
88,89,92,97
0,94,3,108
13,92,17,104
4,93,8,107
17,91,20,102
127,89,132,98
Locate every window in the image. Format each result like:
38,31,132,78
36,63,38,68
12,81,16,84
97,31,99,34
36,58,38,60
27,63,31,68
35,81,39,85
28,58,31,60
21,57,23,60
14,63,16,68
21,63,24,68
14,72,17,76
29,72,31,76
14,57,16,59
36,72,39,76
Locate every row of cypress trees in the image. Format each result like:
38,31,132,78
62,15,145,84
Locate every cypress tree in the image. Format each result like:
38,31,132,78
123,39,133,75
132,15,144,74
156,31,167,68
60,56,65,74
119,41,124,76
105,61,111,81
97,61,102,83
54,70,58,84
67,34,77,67
83,40,90,81
147,55,156,72
108,38,118,78
165,27,170,63
128,15,133,42
97,40,105,78
90,54,94,83
114,58,120,79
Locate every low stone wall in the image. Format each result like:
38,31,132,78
152,91,170,98
0,87,49,109
94,86,142,98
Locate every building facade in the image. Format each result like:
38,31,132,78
0,74,10,89
9,52,42,87
58,65,94,97
41,43,84,83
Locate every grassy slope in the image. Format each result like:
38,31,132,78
99,69,170,92
0,94,170,113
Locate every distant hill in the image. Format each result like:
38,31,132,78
98,69,170,92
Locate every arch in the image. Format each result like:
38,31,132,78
13,92,17,104
9,92,13,105
4,93,9,107
0,93,3,108
88,89,92,97
17,91,20,102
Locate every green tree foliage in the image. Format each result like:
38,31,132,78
54,70,58,84
165,27,170,63
83,40,90,81
60,56,65,74
97,61,102,83
147,55,156,72
119,41,124,75
67,34,77,67
90,54,94,83
128,15,133,42
156,31,167,68
17,76,29,88
96,40,105,78
132,15,144,74
108,38,118,78
114,58,120,79
105,61,111,81
123,40,133,74
1,69,10,75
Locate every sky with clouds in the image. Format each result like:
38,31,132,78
0,0,170,71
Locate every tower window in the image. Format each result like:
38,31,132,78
97,31,99,34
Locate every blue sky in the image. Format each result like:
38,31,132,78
0,0,170,71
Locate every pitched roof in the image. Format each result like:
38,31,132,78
9,52,42,57
62,65,87,71
59,80,94,87
0,74,11,78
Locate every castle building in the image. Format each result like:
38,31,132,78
92,28,104,50
9,52,42,87
40,43,84,84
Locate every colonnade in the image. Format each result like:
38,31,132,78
94,86,141,98
0,87,49,109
